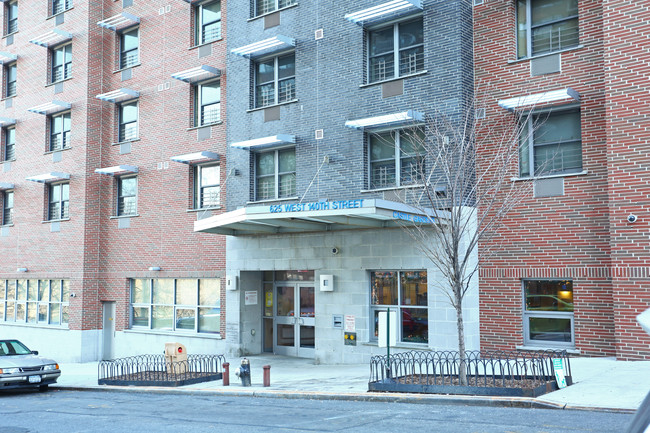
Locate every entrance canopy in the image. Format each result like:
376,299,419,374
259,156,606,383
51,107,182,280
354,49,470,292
195,199,445,236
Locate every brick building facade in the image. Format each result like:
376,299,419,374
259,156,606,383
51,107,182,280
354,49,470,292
474,0,650,360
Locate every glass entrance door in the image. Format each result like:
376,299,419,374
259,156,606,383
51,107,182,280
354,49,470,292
274,284,315,357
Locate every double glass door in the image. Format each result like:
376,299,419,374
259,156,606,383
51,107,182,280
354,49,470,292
273,283,315,357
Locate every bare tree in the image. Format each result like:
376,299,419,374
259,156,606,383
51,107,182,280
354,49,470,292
373,98,539,385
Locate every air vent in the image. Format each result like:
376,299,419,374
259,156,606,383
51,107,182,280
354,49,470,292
157,82,171,92
315,129,324,140
315,29,324,40
475,108,486,119
473,0,484,5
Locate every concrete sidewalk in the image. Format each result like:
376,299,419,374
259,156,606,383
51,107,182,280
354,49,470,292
54,355,650,413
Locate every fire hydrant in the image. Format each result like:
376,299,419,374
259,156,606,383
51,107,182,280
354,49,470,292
235,358,251,386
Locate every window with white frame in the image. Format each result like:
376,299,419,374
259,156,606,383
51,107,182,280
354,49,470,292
48,182,69,221
117,176,137,216
130,278,221,334
49,112,71,151
51,0,72,15
4,62,16,98
119,27,139,69
2,190,13,226
368,129,424,189
254,53,295,108
194,163,220,209
516,0,579,59
5,1,17,35
195,0,221,45
255,147,296,201
118,101,138,142
0,279,69,325
254,0,295,17
523,280,574,347
51,43,72,83
370,271,428,344
519,108,581,177
194,80,220,126
367,17,423,83
3,127,15,161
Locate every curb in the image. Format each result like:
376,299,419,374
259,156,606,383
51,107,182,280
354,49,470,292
51,385,636,414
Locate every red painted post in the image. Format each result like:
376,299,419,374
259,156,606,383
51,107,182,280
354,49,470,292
263,365,271,387
223,362,230,386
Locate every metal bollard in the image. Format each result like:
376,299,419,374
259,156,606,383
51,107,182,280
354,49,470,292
263,365,271,387
222,362,230,386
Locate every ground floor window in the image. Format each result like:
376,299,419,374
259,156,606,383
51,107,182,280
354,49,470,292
130,278,220,334
370,270,428,344
0,280,69,326
523,280,574,347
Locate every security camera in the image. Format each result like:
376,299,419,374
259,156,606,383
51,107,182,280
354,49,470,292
627,214,638,223
331,247,340,255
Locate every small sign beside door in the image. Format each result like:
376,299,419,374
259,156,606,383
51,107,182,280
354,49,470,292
245,291,258,305
344,315,355,332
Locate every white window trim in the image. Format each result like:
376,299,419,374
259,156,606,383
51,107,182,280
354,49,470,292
368,129,424,190
118,100,139,142
195,0,221,45
522,279,575,349
516,0,579,59
194,79,221,127
119,27,140,70
117,175,137,217
255,147,296,201
254,52,295,109
194,162,221,209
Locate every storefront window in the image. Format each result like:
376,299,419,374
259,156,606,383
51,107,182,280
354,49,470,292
371,270,428,344
0,279,69,326
523,280,574,347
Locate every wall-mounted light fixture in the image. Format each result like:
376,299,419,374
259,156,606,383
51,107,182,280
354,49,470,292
16,267,28,273
148,266,161,271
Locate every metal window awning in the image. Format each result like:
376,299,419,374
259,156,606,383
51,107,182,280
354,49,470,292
0,117,16,127
171,65,221,83
195,198,445,236
231,36,295,59
95,165,139,176
26,172,70,184
97,12,140,31
344,0,422,26
498,88,580,111
0,182,14,190
29,28,72,48
345,110,424,131
27,100,71,115
230,134,295,149
0,51,16,64
170,151,220,165
96,88,139,103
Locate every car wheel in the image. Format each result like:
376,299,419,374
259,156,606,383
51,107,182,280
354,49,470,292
39,384,49,392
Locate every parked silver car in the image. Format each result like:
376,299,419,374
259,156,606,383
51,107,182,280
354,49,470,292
0,339,61,391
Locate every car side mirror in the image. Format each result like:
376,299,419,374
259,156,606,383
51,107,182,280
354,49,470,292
31,350,39,355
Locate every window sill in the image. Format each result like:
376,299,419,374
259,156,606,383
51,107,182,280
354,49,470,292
110,214,139,219
113,63,142,74
187,121,222,131
47,7,74,20
2,31,18,39
361,184,425,194
189,38,224,50
125,328,222,339
2,95,16,101
0,321,69,330
112,138,141,146
508,45,585,64
248,3,298,21
2,158,16,163
46,77,74,87
247,99,299,113
44,147,71,155
511,170,588,182
1,223,14,227
362,341,428,349
246,196,299,205
359,70,428,89
42,218,70,224
187,207,222,212
517,345,580,354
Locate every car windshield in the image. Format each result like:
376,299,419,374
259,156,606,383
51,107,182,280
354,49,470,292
0,340,32,356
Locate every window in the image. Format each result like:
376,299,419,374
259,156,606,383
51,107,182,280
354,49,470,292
130,278,221,334
195,1,221,45
523,280,574,347
519,109,581,177
48,182,69,221
4,62,16,98
371,271,428,344
118,101,138,142
120,28,139,69
51,0,72,15
195,163,220,209
0,280,69,325
516,0,579,58
255,147,296,201
2,190,13,225
5,1,17,35
194,80,220,126
117,176,137,216
369,129,424,189
255,53,295,108
51,44,72,83
3,127,15,161
255,0,295,16
368,18,423,83
49,112,71,151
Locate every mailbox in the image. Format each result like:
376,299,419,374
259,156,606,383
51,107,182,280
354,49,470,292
164,342,188,374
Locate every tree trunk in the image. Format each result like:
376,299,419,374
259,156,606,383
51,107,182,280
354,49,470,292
456,295,468,386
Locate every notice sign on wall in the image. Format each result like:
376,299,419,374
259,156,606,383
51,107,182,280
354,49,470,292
345,315,356,332
245,291,258,306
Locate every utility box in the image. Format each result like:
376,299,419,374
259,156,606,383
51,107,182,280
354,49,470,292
164,342,188,374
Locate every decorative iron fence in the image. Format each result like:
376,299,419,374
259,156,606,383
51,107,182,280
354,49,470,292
369,350,572,397
98,354,225,387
